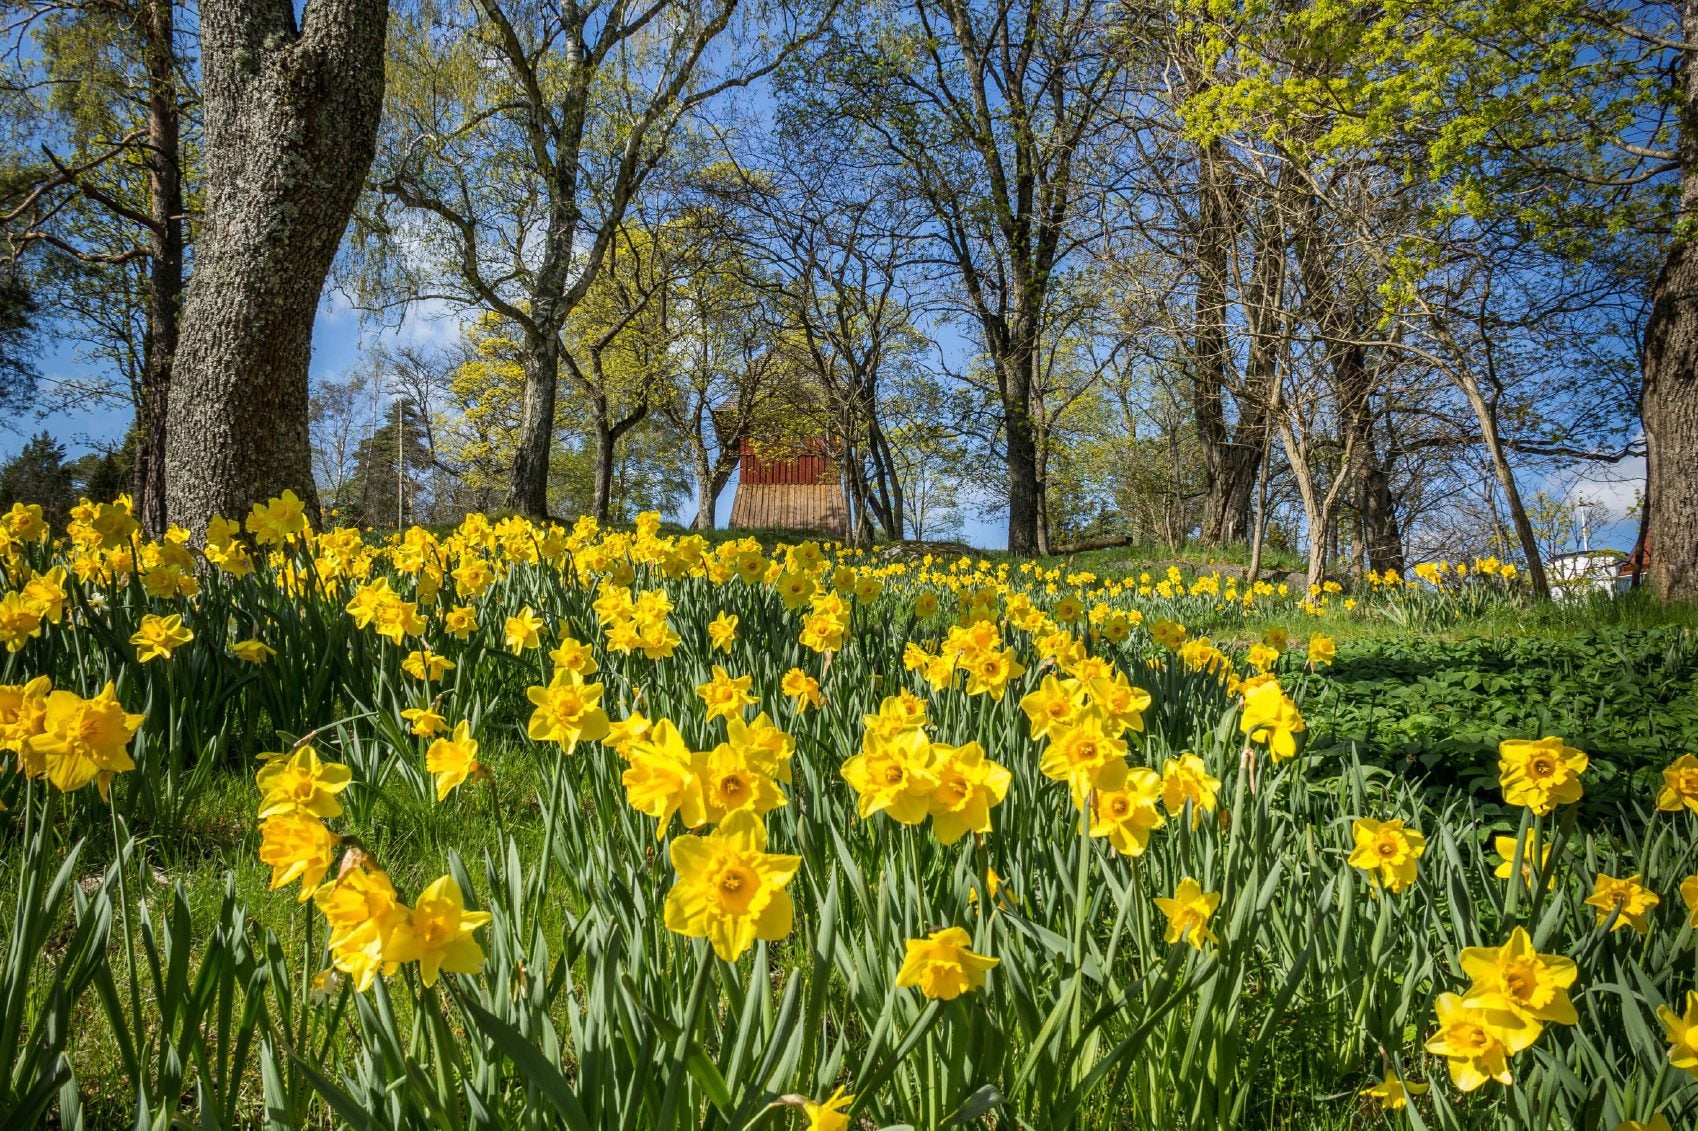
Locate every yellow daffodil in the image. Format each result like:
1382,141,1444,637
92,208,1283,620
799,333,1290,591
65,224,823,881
605,711,654,760
1459,927,1578,1029
402,704,449,737
1020,676,1086,740
664,811,799,962
708,611,738,653
1657,991,1698,1078
700,743,786,824
1151,618,1187,647
623,719,709,836
503,606,544,653
1585,873,1659,933
696,665,756,722
725,713,795,783
1089,761,1165,857
1498,737,1587,815
1347,818,1426,893
256,745,353,819
21,568,67,623
1239,678,1305,761
384,875,492,987
257,812,340,900
402,649,455,681
1656,753,1698,813
895,926,999,1000
1038,716,1127,807
798,608,847,653
842,725,938,825
525,670,610,752
926,741,1011,844
131,613,194,663
1085,671,1152,735
1681,874,1698,928
800,1086,854,1131
548,636,598,676
25,682,145,797
1153,877,1220,949
426,721,482,801
314,859,406,991
781,667,822,710
0,591,44,652
1360,1069,1427,1110
962,646,1024,700
1493,831,1552,886
442,604,479,639
1307,634,1336,667
1423,992,1538,1091
232,638,276,664
774,571,815,609
245,490,308,546
0,675,51,757
1614,1115,1672,1131
1159,754,1220,827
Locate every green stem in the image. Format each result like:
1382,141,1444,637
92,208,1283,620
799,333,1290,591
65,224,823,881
108,797,144,1062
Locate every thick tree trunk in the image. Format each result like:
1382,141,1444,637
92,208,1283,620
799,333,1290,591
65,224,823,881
1335,345,1404,574
1643,7,1698,601
591,399,616,523
165,0,388,534
135,0,182,536
1190,157,1268,545
509,319,563,516
1192,138,1234,545
1357,456,1403,574
1003,341,1041,555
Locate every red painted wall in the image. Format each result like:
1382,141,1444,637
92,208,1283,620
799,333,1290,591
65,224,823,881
739,438,837,486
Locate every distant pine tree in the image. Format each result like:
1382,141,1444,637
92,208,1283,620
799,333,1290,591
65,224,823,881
0,432,76,526
68,430,138,507
342,398,435,529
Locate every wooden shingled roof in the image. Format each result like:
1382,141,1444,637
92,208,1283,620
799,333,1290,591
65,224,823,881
727,438,848,537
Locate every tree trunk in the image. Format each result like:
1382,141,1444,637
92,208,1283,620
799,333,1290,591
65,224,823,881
1454,371,1551,599
591,397,616,523
1643,2,1698,601
865,412,905,539
511,319,561,518
1189,137,1267,547
135,0,183,536
690,439,715,530
1192,137,1236,546
1335,345,1404,574
1003,340,1041,554
590,390,647,523
1357,454,1404,574
1247,429,1272,584
165,0,388,535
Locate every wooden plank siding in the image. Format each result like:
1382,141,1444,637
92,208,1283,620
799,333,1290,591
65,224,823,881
727,438,849,536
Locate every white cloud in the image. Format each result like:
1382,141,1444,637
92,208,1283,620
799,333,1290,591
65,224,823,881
384,298,470,350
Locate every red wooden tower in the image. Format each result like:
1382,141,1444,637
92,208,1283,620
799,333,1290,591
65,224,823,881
727,437,848,537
